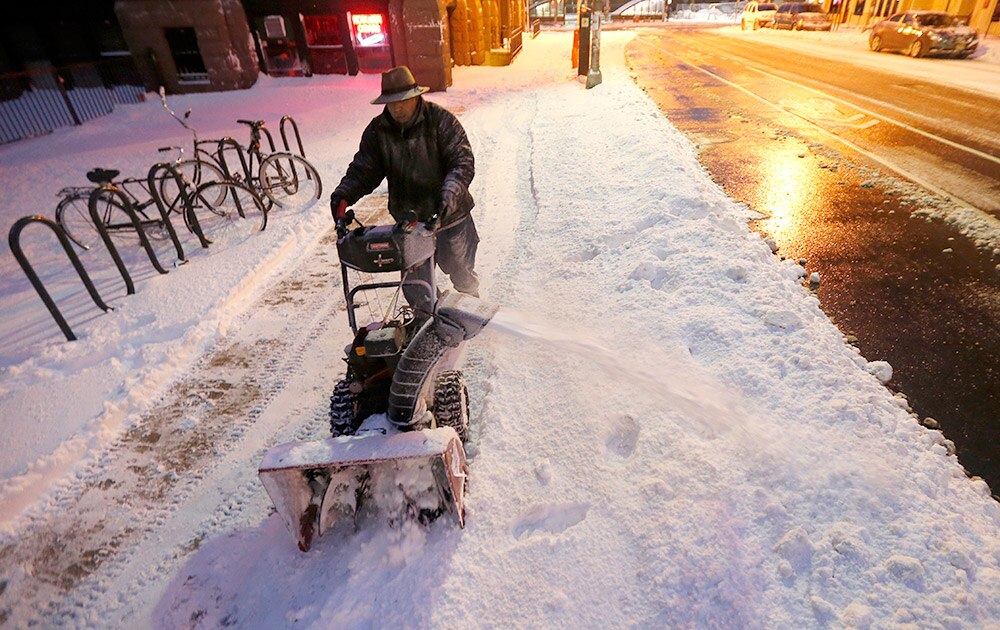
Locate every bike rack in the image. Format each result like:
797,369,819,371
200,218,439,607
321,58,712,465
146,162,190,262
279,116,307,158
214,137,259,222
8,216,113,342
216,137,254,183
89,186,169,293
261,126,277,153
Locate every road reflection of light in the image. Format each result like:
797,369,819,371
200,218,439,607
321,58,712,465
755,143,819,246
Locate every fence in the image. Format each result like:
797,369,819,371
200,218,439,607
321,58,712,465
0,56,146,145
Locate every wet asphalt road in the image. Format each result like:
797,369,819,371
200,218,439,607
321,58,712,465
624,24,1000,495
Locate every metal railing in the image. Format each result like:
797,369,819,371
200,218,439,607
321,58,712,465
0,57,146,145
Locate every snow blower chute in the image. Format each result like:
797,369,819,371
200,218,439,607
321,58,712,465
259,216,497,551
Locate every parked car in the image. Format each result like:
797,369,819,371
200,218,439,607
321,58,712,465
868,11,979,58
772,2,832,31
741,2,778,30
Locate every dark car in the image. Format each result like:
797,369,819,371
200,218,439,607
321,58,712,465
868,11,979,58
773,2,832,31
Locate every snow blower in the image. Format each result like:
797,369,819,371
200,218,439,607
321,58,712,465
259,215,496,551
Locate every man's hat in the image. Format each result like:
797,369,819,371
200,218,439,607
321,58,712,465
371,66,430,105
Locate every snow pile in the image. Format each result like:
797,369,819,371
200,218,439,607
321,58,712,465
0,29,998,629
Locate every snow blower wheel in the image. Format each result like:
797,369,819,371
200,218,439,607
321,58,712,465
434,370,470,442
329,378,358,437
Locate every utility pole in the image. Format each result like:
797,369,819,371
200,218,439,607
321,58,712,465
577,0,591,76
586,11,602,89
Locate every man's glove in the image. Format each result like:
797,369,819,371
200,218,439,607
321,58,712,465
331,196,348,220
438,191,458,228
331,197,353,237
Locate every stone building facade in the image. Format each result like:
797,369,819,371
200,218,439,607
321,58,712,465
113,0,525,94
115,0,259,93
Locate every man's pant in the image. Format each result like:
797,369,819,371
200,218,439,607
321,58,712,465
402,216,480,315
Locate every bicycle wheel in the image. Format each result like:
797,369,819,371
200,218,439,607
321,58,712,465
257,153,323,209
56,189,158,250
56,191,100,250
159,159,226,211
187,181,268,244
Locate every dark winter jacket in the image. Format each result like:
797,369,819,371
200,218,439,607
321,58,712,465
332,98,475,227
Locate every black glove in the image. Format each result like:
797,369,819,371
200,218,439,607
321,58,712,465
331,197,354,237
439,192,457,226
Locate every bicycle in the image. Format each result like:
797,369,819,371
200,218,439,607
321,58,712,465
216,117,323,209
157,87,229,209
55,157,183,250
55,153,268,251
159,87,322,212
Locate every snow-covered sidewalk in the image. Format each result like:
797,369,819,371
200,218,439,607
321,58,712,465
1,30,998,628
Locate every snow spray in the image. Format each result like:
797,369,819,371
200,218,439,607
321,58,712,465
484,308,751,439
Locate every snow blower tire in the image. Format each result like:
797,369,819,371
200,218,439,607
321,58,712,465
433,370,470,443
329,378,358,437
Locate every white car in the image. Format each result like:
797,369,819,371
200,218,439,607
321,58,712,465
741,2,778,30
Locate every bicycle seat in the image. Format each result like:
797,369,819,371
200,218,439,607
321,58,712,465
236,119,266,129
86,168,119,184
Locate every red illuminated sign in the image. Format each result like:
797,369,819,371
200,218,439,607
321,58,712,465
349,13,387,47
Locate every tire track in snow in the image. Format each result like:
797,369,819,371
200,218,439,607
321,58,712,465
0,201,387,627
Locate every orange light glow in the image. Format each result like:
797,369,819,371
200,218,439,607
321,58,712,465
755,143,821,245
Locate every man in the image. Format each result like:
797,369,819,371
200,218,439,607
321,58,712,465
330,65,479,315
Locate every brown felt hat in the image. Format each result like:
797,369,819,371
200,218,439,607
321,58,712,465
371,66,429,104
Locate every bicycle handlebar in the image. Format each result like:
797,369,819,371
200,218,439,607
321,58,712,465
157,145,185,161
160,86,198,138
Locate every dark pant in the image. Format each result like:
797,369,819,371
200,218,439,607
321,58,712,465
402,216,480,314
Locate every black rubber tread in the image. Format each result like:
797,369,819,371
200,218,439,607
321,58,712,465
329,378,358,437
433,370,470,443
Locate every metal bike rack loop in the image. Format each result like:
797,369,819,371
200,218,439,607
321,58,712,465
8,216,113,342
216,137,253,183
261,126,277,153
89,186,169,293
146,162,189,262
279,116,306,158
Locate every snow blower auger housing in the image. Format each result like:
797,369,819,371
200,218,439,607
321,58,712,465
259,218,497,551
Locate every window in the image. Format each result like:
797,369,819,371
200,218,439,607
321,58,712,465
302,15,348,74
916,13,956,27
165,27,208,83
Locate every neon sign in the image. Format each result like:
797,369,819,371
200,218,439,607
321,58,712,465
349,13,387,47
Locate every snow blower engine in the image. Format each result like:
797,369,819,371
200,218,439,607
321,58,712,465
258,213,497,551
